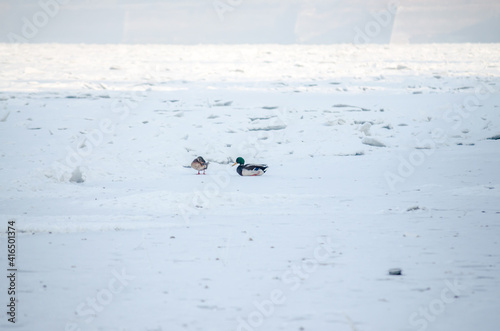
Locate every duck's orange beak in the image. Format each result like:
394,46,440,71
232,162,238,166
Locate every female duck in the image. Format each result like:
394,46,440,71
232,157,268,176
191,156,208,175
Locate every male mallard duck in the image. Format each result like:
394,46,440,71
232,157,268,176
191,156,208,175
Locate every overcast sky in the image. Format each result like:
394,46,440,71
1,0,499,44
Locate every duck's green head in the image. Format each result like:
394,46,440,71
232,157,245,166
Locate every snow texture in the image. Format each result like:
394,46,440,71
0,44,500,331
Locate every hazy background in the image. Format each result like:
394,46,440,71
1,0,500,44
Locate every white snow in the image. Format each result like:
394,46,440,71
0,43,499,331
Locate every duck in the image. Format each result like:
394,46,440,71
232,157,268,176
191,156,208,175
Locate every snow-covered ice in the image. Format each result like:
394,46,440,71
0,43,499,331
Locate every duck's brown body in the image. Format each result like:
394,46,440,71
191,156,208,175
